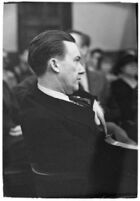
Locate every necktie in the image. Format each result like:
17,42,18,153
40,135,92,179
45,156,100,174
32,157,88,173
69,95,106,129
68,95,91,108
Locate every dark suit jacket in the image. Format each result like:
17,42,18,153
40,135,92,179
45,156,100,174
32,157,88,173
20,83,137,198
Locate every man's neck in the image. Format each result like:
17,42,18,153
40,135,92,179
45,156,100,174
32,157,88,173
38,76,65,94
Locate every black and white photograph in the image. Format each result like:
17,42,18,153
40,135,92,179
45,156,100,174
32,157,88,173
2,1,138,198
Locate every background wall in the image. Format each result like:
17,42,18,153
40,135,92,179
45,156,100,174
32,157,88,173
3,3,18,52
3,2,137,52
72,2,137,50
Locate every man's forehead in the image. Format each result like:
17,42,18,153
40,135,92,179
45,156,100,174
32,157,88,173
63,41,81,57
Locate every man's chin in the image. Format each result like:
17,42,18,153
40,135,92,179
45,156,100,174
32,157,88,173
72,85,80,93
67,85,79,95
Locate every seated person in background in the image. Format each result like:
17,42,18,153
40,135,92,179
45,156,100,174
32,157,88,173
88,48,103,71
3,50,21,141
3,50,28,170
111,53,138,142
3,50,18,89
98,55,118,83
95,54,121,122
3,81,22,145
13,49,33,83
96,53,137,143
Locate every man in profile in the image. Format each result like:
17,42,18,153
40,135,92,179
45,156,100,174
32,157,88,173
20,30,131,198
20,30,106,197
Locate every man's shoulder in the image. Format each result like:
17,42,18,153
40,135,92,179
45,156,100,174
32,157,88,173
20,92,57,128
20,88,66,120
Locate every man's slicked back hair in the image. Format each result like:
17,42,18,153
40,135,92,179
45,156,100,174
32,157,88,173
28,30,75,76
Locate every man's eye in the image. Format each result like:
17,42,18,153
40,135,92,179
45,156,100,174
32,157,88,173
75,58,80,62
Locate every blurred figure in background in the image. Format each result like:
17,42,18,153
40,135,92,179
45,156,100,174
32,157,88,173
69,30,136,144
111,53,138,142
14,49,33,83
3,50,22,139
98,56,118,83
88,48,103,70
3,50,18,89
3,50,28,169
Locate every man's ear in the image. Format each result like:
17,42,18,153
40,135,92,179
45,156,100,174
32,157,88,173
49,58,60,73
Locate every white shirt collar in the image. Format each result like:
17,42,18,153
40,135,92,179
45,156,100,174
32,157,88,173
37,83,70,102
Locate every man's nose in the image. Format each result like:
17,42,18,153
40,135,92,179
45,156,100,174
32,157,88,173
79,63,85,75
